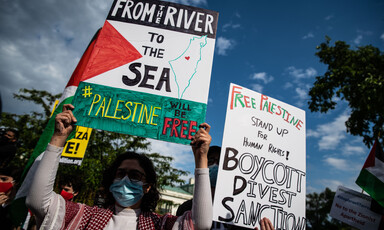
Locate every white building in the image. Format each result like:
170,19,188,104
157,179,195,215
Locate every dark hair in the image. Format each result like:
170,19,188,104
0,166,22,203
102,151,159,212
208,145,221,165
0,166,22,182
58,173,82,193
208,146,221,157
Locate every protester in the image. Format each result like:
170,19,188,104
58,173,82,201
0,166,22,229
26,104,213,229
0,129,18,168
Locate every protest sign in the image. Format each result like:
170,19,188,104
212,84,306,229
330,185,382,230
60,126,92,166
72,0,218,145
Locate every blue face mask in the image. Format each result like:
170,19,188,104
109,176,144,208
208,164,219,187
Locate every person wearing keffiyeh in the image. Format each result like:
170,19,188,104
26,104,213,230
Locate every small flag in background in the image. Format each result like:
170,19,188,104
356,139,384,208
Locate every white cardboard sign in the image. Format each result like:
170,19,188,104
85,0,218,104
330,185,382,230
213,84,306,229
72,0,219,145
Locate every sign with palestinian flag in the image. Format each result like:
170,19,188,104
356,140,384,208
71,0,218,145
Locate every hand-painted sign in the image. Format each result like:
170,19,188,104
72,0,218,145
60,126,92,166
330,186,382,230
213,84,306,229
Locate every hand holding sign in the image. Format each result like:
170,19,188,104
191,123,211,168
255,218,274,230
51,104,77,147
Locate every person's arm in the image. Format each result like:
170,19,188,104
190,123,212,230
26,104,76,221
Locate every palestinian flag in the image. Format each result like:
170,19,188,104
356,139,384,208
10,29,102,227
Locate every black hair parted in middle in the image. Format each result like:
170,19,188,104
102,151,160,212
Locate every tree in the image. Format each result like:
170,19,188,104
306,188,356,230
1,88,189,205
308,37,384,147
146,152,189,188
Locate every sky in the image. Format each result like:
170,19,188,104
0,0,383,194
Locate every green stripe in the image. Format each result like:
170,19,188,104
72,82,207,145
356,168,384,207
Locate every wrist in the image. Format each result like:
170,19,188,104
50,134,67,147
194,156,208,168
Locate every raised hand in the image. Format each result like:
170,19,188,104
191,123,211,168
50,104,77,147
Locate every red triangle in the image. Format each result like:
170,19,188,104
81,20,142,81
66,30,100,87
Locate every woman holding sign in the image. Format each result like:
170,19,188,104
26,104,213,230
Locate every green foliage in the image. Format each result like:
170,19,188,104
145,152,189,189
306,188,356,230
308,38,384,147
1,88,189,206
13,88,61,118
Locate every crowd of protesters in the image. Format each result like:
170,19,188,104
0,106,274,230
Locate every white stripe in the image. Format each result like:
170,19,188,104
366,157,384,183
22,211,31,229
14,152,45,199
59,86,78,102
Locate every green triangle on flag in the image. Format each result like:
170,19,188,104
356,140,384,208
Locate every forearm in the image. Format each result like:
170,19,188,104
194,155,208,169
192,168,212,230
26,144,62,220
